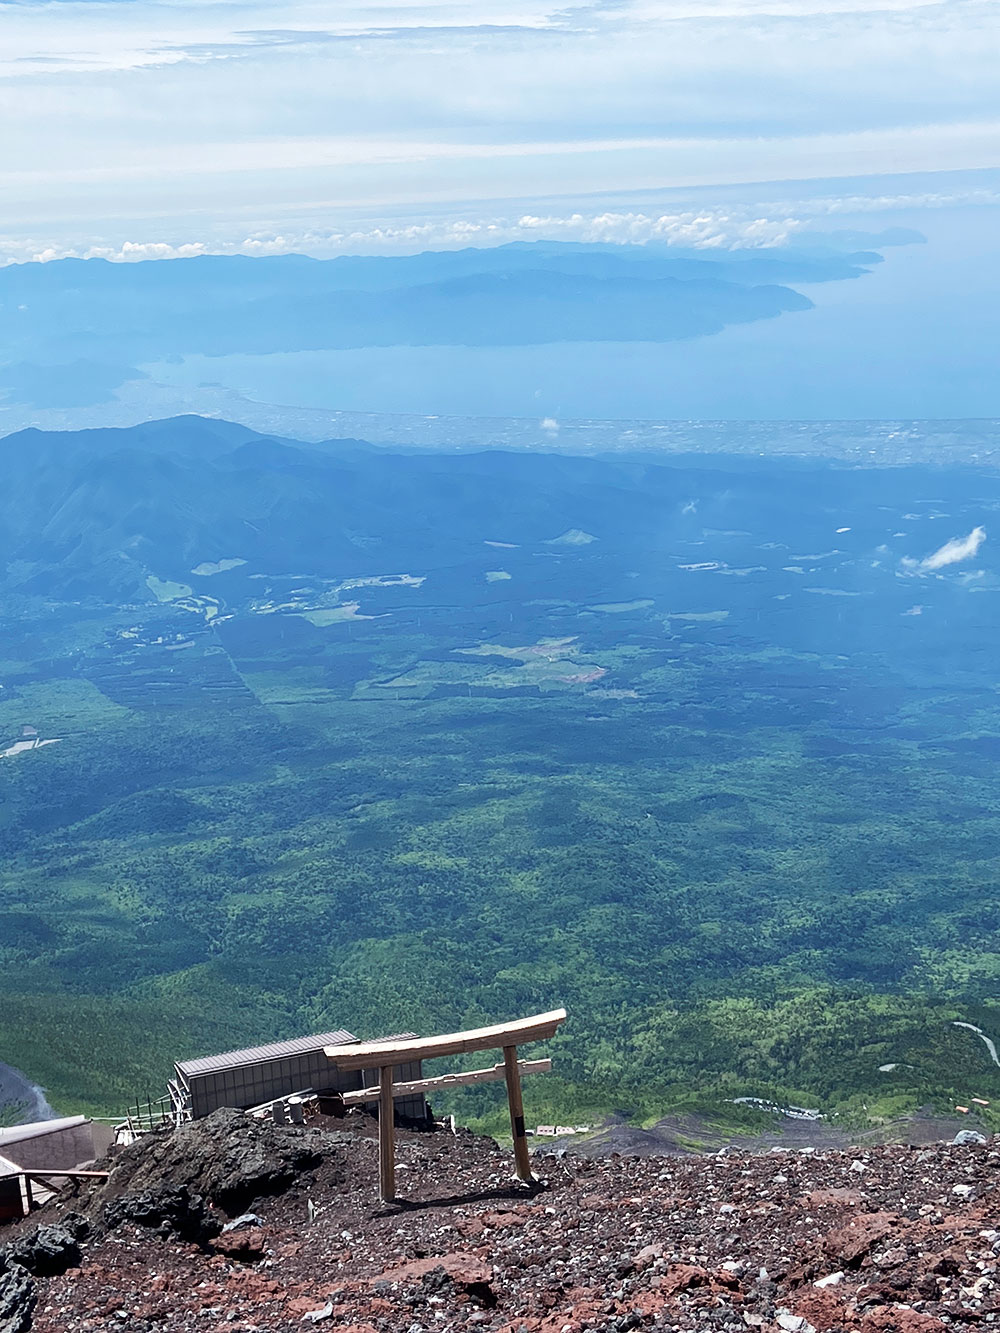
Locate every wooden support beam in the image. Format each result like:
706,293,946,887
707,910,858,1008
341,1058,551,1106
326,1008,566,1070
503,1045,533,1183
378,1065,395,1203
14,1169,110,1214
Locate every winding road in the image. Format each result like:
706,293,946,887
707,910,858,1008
952,1021,1000,1068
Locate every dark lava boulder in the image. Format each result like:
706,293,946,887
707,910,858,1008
103,1186,220,1244
0,1255,34,1333
95,1107,333,1217
4,1215,87,1277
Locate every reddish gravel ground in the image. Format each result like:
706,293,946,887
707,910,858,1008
8,1110,1000,1333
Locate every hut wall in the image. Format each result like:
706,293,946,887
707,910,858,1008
0,1120,99,1171
361,1060,426,1125
186,1051,360,1119
183,1054,427,1122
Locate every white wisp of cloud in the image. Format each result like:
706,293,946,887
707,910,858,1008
918,525,987,571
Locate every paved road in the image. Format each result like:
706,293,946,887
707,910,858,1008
0,1061,56,1123
953,1021,1000,1069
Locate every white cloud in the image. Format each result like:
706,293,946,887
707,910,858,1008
0,208,787,265
0,206,818,266
516,210,799,248
1,0,998,243
910,525,987,571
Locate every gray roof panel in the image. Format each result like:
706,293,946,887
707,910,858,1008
0,1117,88,1147
176,1030,356,1079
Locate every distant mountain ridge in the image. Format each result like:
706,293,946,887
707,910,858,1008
2,413,997,604
1,245,816,362
0,235,920,426
0,415,655,598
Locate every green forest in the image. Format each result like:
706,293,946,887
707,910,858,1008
3,433,1000,1136
3,627,1000,1131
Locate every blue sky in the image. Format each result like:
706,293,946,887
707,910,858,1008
2,0,999,261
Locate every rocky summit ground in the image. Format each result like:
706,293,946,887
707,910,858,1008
3,1109,1000,1333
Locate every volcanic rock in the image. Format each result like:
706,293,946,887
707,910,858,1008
3,1219,86,1277
102,1185,220,1243
4,1113,1000,1333
0,1257,34,1333
95,1106,333,1216
209,1226,267,1260
824,1211,899,1265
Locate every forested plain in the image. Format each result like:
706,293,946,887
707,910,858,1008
2,420,1000,1134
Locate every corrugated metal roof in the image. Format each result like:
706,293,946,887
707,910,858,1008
0,1117,87,1148
176,1030,357,1079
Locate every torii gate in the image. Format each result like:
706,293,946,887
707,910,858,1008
325,1008,567,1201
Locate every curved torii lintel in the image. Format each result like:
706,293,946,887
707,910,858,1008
326,1009,567,1202
324,1008,567,1070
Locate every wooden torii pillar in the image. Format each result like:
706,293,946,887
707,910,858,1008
326,1008,567,1202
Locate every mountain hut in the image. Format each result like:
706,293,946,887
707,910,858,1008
171,1030,426,1123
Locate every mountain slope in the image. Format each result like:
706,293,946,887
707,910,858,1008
4,1106,997,1333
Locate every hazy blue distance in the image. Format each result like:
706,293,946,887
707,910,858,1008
4,0,999,256
1,195,998,430
4,0,999,430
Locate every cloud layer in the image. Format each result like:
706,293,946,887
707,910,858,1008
2,0,999,248
7,184,998,267
0,208,812,266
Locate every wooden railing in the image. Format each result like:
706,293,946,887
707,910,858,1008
5,1168,109,1219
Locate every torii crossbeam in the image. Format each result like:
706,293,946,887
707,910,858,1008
326,1008,567,1201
